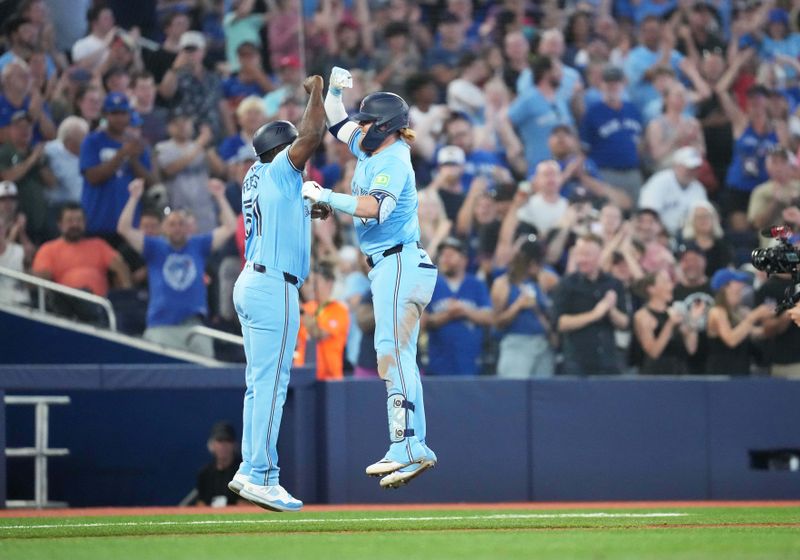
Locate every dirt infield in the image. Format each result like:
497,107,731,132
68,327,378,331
2,501,799,519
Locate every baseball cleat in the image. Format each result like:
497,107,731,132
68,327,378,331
365,458,408,477
227,472,249,496
379,459,436,489
239,482,303,512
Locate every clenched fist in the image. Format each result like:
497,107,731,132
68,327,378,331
304,75,324,94
302,180,325,203
311,202,332,220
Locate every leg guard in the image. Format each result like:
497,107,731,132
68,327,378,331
388,394,415,443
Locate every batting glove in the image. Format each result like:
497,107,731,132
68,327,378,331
329,67,353,96
302,180,328,203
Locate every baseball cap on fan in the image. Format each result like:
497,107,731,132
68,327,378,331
179,31,206,51
0,180,18,198
278,55,302,69
437,145,466,166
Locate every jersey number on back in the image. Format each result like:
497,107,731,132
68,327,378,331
243,196,263,239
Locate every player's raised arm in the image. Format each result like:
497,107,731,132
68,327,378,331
287,75,326,170
325,67,360,145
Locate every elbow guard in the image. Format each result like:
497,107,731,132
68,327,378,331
371,191,397,224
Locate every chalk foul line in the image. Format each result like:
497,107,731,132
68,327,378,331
0,512,689,531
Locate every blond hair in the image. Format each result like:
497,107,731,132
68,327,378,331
399,127,416,143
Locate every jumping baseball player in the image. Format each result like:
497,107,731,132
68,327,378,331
302,67,438,489
227,74,328,511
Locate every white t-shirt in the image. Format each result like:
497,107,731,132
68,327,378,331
516,194,568,236
0,243,29,305
71,35,108,69
638,169,708,236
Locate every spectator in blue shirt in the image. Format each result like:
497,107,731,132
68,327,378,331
221,41,274,108
117,178,238,358
80,92,154,242
217,96,267,166
516,28,583,104
490,238,556,378
443,113,511,193
548,124,632,211
0,59,56,145
423,237,493,376
425,12,473,89
623,16,685,113
0,15,57,82
579,66,645,204
509,56,574,175
761,9,800,80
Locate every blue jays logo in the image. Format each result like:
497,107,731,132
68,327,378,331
162,254,197,291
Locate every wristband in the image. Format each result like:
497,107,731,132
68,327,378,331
329,86,342,96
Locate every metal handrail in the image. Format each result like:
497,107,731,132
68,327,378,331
0,265,117,331
187,325,244,346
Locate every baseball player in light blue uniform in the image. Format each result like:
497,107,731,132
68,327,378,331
227,75,328,511
302,68,438,489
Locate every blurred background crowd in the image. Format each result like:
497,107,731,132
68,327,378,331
1,0,799,378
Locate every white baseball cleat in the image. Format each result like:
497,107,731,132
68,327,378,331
227,472,249,496
239,482,303,512
365,458,408,477
379,459,436,489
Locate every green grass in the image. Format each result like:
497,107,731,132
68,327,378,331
0,506,798,560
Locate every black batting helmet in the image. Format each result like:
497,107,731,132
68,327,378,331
351,92,409,153
252,120,298,157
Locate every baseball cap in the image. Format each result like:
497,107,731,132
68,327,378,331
102,92,131,113
768,8,789,25
672,146,703,169
0,180,18,198
179,31,206,51
710,268,752,292
437,145,466,166
439,236,466,254
208,421,235,442
278,55,302,69
602,65,625,83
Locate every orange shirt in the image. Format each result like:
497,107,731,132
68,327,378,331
295,299,350,380
32,237,119,296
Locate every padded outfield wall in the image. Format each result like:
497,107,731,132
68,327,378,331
1,366,799,506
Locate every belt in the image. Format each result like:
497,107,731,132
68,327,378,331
252,263,299,286
367,242,423,268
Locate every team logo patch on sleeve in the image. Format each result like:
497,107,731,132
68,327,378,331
373,174,390,187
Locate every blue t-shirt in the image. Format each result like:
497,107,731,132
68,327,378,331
222,74,267,103
0,94,51,145
556,155,602,199
143,234,212,327
242,147,311,281
725,126,779,193
762,33,800,79
427,274,490,375
501,281,549,337
79,130,151,234
0,52,56,80
347,129,420,256
508,86,574,174
218,134,246,162
579,100,643,170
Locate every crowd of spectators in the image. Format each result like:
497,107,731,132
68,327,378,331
1,0,800,377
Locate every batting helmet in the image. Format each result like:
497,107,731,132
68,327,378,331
252,120,298,157
351,92,409,153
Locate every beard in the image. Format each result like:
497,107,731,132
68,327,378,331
63,228,84,242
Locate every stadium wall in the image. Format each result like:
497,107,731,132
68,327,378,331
2,367,799,506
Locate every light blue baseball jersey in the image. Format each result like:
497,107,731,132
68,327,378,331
347,129,420,256
241,147,311,281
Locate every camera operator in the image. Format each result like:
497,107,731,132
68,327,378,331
755,272,800,378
